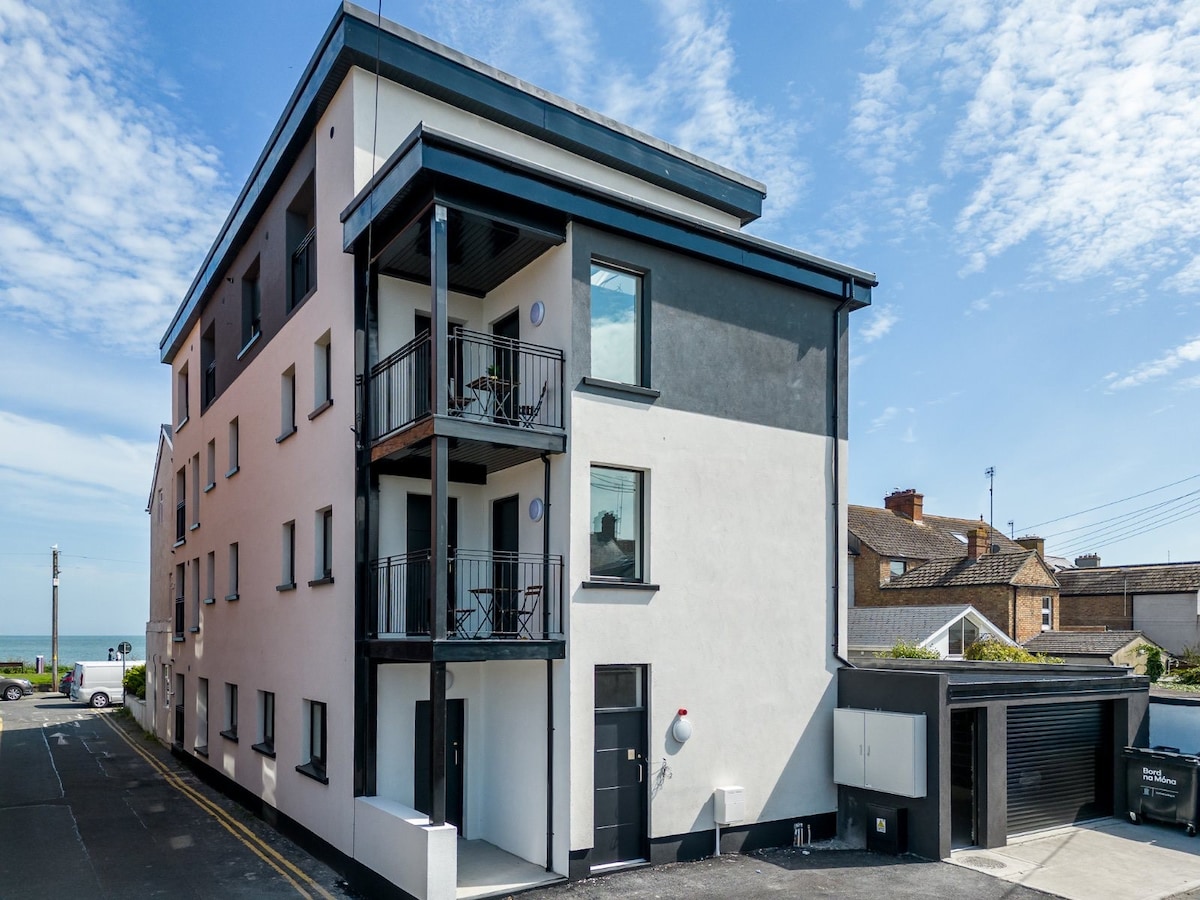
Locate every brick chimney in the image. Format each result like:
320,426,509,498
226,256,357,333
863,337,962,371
1016,535,1045,558
1075,553,1101,568
884,489,923,523
600,512,617,542
967,525,989,560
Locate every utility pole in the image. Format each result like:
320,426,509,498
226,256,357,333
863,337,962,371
985,467,996,549
51,545,60,689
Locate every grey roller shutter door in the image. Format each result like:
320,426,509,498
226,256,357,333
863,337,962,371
1007,701,1111,836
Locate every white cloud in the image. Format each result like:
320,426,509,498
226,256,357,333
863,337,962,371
848,0,1200,287
859,304,899,342
425,0,807,223
0,0,229,350
1107,335,1200,390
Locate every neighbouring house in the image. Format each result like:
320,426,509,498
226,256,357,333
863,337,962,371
1057,560,1200,656
847,604,1015,661
848,490,1060,642
1022,630,1164,674
151,5,876,898
144,424,175,743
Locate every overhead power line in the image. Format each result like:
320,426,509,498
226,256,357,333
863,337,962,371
1017,472,1200,533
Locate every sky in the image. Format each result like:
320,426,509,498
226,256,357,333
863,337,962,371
2,0,1200,633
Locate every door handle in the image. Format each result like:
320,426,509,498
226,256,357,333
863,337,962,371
637,761,645,783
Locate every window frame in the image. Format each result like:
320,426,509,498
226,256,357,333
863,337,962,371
278,366,297,442
1042,596,1053,632
588,465,646,585
205,439,216,491
253,690,276,757
297,699,328,784
278,521,296,591
311,331,333,417
310,506,334,585
589,260,650,389
241,260,262,351
195,677,209,756
226,417,240,477
226,542,239,601
221,682,238,742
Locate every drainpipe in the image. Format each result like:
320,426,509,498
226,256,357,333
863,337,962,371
542,453,554,872
831,285,854,669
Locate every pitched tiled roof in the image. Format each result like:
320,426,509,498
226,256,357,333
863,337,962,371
882,550,1055,589
849,604,971,649
848,505,1025,560
1022,630,1156,655
1056,563,1200,596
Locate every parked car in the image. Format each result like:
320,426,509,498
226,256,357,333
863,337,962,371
1,676,33,701
59,671,75,696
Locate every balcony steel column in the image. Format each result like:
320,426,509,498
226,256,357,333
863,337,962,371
429,204,450,826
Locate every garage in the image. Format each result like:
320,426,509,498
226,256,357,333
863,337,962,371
1007,701,1112,836
836,660,1147,860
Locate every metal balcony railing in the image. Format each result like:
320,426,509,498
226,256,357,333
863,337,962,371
370,549,563,640
365,329,564,443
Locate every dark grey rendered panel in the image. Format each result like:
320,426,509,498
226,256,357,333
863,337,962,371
572,224,846,439
837,668,948,859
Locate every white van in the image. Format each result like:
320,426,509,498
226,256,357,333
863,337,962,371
70,660,143,708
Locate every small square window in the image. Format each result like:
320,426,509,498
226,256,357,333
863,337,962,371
889,560,906,578
595,666,643,710
590,466,644,581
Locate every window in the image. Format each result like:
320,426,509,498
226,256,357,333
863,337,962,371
201,324,216,409
590,466,644,581
195,677,209,755
190,558,201,632
279,366,296,441
174,467,186,543
204,551,215,604
222,683,238,741
311,507,333,584
1042,596,1053,632
190,453,200,528
176,363,189,428
254,690,275,756
173,563,186,639
590,262,644,386
297,699,328,783
227,417,239,476
241,259,261,349
312,331,332,413
227,543,239,600
279,521,296,590
286,176,316,310
595,665,644,710
948,618,980,656
888,560,906,578
205,440,216,491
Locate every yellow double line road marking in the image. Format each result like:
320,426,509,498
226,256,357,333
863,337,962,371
98,713,337,900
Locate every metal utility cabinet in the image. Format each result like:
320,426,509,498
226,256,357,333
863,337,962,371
834,708,927,798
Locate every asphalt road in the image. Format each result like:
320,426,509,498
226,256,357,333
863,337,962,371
0,694,347,900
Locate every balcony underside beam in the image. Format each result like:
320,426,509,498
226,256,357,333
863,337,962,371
362,639,566,662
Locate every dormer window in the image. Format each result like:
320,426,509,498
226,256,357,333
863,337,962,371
889,560,906,578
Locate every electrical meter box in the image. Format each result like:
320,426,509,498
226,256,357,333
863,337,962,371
714,786,745,825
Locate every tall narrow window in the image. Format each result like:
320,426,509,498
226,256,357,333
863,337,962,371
298,699,328,783
190,454,200,528
204,551,215,604
200,324,216,409
227,543,239,600
196,677,209,755
190,559,201,632
175,468,187,543
312,507,333,583
176,363,189,427
227,417,239,476
222,683,238,741
279,521,296,590
590,262,644,386
286,176,316,310
1042,596,1053,632
241,258,262,349
590,466,645,582
279,366,296,441
174,563,186,638
254,690,275,756
205,440,216,491
313,331,332,413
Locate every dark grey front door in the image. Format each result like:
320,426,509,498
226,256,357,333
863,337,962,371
593,666,647,867
414,699,465,831
492,494,519,635
950,709,978,848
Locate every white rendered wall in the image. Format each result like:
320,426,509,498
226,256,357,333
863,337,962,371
567,397,842,849
351,69,743,231
1134,592,1200,656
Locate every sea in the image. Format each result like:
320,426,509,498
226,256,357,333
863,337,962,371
0,635,145,668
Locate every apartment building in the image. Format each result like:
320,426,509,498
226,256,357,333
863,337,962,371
151,5,875,898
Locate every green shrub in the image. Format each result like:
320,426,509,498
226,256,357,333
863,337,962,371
1173,666,1200,686
1140,645,1164,682
964,638,1063,664
123,664,147,700
877,641,941,659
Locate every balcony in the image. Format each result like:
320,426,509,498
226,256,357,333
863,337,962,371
367,549,564,661
365,328,565,473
